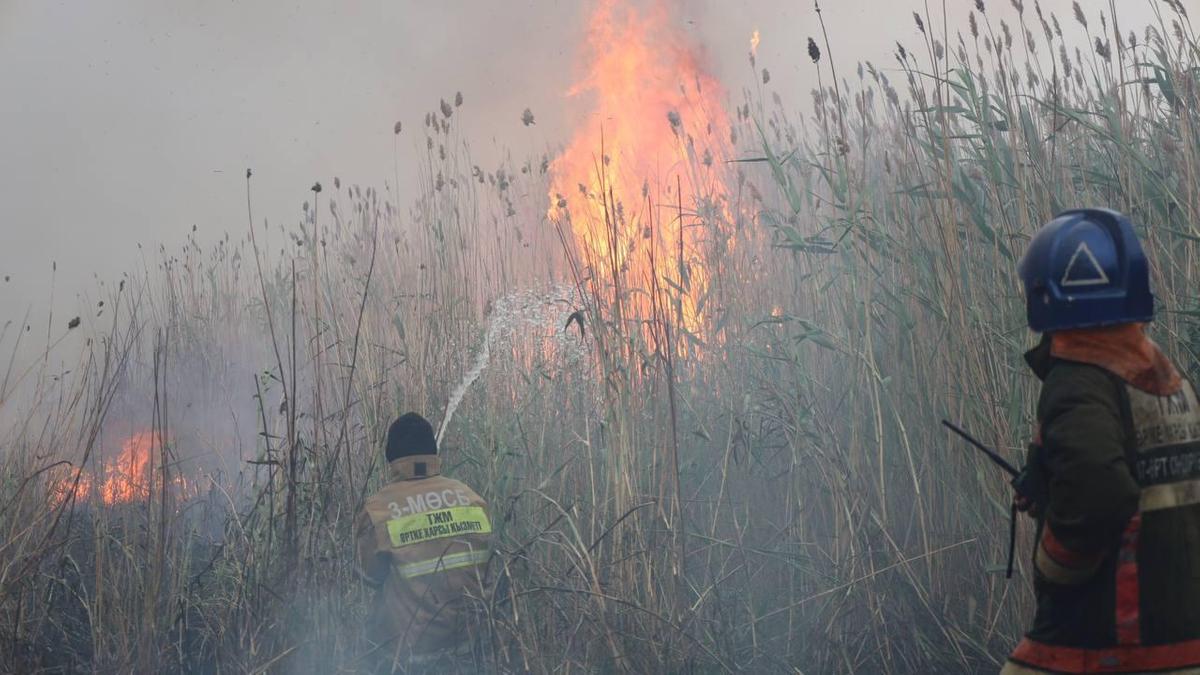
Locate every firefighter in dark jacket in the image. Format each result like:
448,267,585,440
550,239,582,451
1002,208,1200,674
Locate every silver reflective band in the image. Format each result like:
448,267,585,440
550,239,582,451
397,548,490,579
1141,479,1200,512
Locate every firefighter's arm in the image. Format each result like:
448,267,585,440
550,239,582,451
1035,364,1140,585
1014,441,1047,517
355,508,389,587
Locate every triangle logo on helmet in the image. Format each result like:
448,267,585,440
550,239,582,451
1061,242,1110,287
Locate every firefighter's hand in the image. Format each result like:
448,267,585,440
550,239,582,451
1014,494,1040,518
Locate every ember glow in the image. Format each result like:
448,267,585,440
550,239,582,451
50,430,192,506
549,0,735,333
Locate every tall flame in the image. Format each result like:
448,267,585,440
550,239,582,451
549,0,734,334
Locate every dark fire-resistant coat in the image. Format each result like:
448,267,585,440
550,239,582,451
1003,328,1200,674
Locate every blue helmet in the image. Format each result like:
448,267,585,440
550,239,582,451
1017,208,1154,333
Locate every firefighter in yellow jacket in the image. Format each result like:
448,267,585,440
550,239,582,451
356,412,492,666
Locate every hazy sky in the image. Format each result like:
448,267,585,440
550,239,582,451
0,0,1164,357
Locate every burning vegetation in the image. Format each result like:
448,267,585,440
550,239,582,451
49,431,196,506
550,0,736,337
2,0,1200,673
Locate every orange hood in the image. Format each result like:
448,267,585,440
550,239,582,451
1050,323,1182,396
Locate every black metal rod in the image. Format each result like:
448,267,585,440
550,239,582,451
941,420,1021,478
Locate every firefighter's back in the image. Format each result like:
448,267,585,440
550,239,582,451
355,413,492,669
362,465,491,653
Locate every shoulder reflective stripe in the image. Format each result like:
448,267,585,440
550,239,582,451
1010,637,1200,672
397,548,490,579
386,506,492,548
1141,479,1200,512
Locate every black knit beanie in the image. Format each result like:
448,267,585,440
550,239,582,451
385,412,437,462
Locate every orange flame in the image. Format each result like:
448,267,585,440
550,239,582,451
750,29,761,58
549,0,734,335
48,469,92,506
99,431,159,503
49,430,194,506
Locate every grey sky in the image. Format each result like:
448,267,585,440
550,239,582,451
0,0,1164,362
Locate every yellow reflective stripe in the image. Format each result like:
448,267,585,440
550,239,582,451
397,548,490,579
1141,479,1200,512
387,506,492,548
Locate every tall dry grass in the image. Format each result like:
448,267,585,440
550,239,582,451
1,1,1198,673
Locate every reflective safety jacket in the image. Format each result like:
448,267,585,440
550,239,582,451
1005,325,1200,674
355,454,492,656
